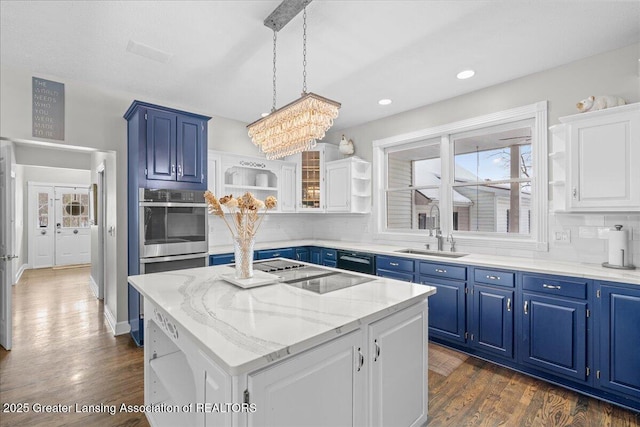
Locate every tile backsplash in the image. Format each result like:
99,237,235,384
208,211,639,267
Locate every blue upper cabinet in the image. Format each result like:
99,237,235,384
125,100,210,190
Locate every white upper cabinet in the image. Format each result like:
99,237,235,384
208,151,296,213
287,143,342,212
326,157,372,213
550,103,640,212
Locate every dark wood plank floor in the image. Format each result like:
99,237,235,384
1,267,638,426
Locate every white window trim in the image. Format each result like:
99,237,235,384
373,101,548,252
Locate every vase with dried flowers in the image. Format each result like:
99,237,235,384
204,191,277,279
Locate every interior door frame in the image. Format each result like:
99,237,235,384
0,140,15,350
97,161,106,300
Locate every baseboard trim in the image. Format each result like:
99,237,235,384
104,305,131,336
88,275,99,299
14,263,27,284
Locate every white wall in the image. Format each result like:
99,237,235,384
1,64,259,331
320,42,640,265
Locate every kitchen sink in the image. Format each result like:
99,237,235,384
395,249,468,258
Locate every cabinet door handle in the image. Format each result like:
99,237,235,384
272,253,280,257
389,262,399,266
171,164,176,174
374,339,380,362
357,347,364,372
41,229,47,235
507,298,511,312
486,275,500,280
435,268,447,273
542,284,561,290
572,187,577,198
177,164,182,176
524,301,529,315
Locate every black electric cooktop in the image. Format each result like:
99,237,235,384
252,259,374,294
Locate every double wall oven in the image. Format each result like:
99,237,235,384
131,188,208,346
138,188,208,273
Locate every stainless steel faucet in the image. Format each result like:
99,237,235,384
447,233,456,252
429,204,443,251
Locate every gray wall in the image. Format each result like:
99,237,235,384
1,64,258,331
324,43,640,162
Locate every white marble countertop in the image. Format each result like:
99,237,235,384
210,239,640,285
128,262,436,375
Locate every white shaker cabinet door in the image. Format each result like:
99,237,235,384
280,164,297,212
247,329,365,427
567,105,640,211
368,301,428,427
325,160,351,212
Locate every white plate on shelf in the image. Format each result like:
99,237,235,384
221,270,282,289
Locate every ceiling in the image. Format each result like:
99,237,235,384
1,1,639,132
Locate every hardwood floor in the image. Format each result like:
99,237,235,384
1,267,638,427
0,267,147,427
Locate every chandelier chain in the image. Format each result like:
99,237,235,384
302,6,307,94
272,30,277,112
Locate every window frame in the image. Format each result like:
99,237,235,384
373,101,548,252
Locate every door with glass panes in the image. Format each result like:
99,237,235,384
54,186,91,266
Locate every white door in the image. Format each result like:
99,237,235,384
280,164,296,212
325,161,350,212
369,302,428,427
29,184,55,268
0,140,14,350
55,186,91,266
248,329,365,427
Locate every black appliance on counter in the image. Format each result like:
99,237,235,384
336,250,376,275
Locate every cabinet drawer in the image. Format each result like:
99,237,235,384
474,268,515,288
322,248,337,261
210,253,234,265
522,275,588,299
419,262,466,281
376,256,414,273
256,248,295,260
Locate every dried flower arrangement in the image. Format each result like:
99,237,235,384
204,191,277,278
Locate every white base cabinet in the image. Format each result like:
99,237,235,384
143,298,428,427
550,103,640,212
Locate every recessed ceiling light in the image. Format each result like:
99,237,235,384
378,99,392,106
456,69,475,80
261,112,270,117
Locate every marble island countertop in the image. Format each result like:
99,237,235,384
128,263,436,375
210,239,640,285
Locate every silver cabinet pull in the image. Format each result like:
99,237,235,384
73,229,79,234
572,188,577,198
542,284,561,290
390,262,399,266
507,298,511,312
273,253,280,257
524,301,529,314
374,339,380,362
486,275,500,280
435,268,447,273
171,164,176,174
177,164,183,176
40,229,46,235
357,347,364,372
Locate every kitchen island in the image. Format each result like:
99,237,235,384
128,259,436,427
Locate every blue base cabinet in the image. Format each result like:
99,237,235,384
321,248,337,267
469,268,515,360
309,247,322,265
376,255,415,282
419,261,467,344
519,274,590,383
596,281,640,405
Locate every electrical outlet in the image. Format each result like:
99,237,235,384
554,229,571,242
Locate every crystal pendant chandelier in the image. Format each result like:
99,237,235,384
247,1,340,160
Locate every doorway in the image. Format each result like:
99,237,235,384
28,183,91,268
